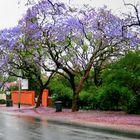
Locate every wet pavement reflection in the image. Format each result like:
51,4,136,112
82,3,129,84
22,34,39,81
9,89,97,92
0,112,138,140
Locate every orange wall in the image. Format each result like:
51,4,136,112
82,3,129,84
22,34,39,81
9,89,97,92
42,89,49,107
11,91,35,106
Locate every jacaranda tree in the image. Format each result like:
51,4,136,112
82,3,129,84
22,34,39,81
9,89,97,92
0,0,139,111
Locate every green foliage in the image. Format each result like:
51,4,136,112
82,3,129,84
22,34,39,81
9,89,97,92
97,84,120,111
97,84,134,111
100,51,140,113
120,87,134,109
79,86,99,110
102,51,140,91
0,99,6,104
28,78,40,97
48,75,72,108
47,51,140,114
6,76,18,91
9,86,18,91
126,93,140,114
79,90,91,110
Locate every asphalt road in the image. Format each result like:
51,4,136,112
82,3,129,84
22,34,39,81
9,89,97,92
0,112,138,140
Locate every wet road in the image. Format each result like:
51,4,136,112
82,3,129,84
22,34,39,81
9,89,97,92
0,112,138,140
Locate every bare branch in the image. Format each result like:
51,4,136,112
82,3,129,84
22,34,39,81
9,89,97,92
123,1,140,27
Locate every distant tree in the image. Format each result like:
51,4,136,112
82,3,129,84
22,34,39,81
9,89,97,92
123,0,140,27
122,0,140,51
0,26,55,107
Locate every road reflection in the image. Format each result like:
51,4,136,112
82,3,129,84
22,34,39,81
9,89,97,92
0,112,138,140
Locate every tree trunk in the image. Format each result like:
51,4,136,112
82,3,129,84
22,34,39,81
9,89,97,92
71,61,94,111
35,88,44,108
72,92,79,112
35,73,53,108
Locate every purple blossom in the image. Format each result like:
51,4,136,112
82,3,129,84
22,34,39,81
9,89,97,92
65,17,83,30
32,30,42,39
9,39,16,49
28,23,38,30
0,0,139,76
33,57,38,61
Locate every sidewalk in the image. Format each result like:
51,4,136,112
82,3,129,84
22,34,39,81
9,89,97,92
0,104,140,139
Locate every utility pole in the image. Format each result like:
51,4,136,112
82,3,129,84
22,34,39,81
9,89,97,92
18,71,22,109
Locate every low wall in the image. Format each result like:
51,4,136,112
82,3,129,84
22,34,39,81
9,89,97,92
42,89,49,107
11,91,35,106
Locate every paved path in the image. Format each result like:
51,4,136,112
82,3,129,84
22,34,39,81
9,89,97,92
0,104,140,139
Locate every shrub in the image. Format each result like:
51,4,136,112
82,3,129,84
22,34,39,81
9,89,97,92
87,92,99,110
52,86,72,108
119,87,134,111
96,83,135,111
79,91,90,109
0,99,6,104
79,87,99,110
49,76,72,108
126,94,140,114
99,51,140,114
97,84,122,111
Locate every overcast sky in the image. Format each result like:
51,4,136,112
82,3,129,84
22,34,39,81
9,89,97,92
0,0,139,29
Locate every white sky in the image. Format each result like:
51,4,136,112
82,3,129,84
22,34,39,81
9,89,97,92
0,0,27,29
0,0,139,29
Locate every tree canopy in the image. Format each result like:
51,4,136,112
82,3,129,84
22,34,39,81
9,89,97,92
0,0,139,111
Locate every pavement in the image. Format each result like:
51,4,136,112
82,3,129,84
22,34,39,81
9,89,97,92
0,104,140,139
